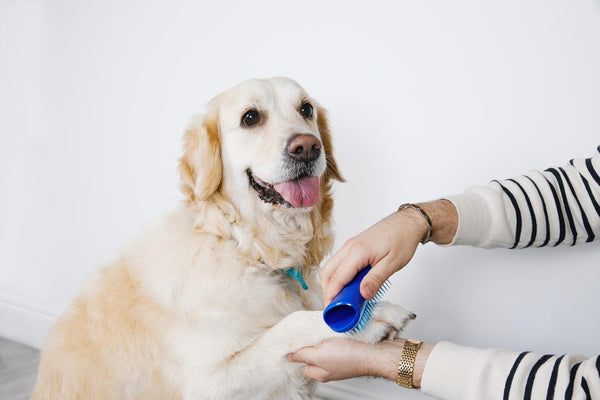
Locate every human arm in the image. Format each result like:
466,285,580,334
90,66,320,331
422,342,600,399
320,199,458,304
287,337,434,387
449,146,600,249
321,147,600,304
288,338,600,399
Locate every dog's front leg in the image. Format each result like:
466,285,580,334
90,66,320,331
185,303,414,400
186,310,339,400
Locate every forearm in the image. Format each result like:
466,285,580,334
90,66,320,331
416,200,458,245
420,342,600,400
391,200,458,245
444,148,600,249
370,340,600,399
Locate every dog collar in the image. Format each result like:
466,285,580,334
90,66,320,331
281,267,308,290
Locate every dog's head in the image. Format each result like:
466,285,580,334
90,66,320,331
179,77,343,220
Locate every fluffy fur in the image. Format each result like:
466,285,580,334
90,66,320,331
32,77,413,400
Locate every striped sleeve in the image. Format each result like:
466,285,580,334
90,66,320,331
446,146,600,249
421,342,600,400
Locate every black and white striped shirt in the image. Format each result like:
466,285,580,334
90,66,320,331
493,147,600,249
421,146,600,400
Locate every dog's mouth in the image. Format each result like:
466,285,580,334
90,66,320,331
247,170,320,209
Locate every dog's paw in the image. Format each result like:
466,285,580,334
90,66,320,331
353,301,415,344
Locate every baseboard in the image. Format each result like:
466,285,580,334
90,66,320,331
0,290,62,349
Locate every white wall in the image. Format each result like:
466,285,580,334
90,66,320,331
1,0,599,399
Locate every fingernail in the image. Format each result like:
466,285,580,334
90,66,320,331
286,353,294,361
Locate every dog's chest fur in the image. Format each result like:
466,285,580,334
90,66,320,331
125,206,320,378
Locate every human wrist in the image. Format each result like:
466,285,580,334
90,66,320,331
412,342,434,388
416,199,457,245
372,340,434,388
372,340,404,381
391,206,430,244
397,204,432,244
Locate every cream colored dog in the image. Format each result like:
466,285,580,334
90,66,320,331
32,77,413,400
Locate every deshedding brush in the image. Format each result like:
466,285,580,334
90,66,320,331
322,266,391,336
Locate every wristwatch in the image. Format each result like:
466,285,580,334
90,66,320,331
396,339,423,389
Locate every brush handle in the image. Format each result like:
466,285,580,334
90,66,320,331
322,266,372,333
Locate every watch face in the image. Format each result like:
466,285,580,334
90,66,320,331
406,339,423,349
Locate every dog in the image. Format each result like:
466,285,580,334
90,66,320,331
32,77,414,400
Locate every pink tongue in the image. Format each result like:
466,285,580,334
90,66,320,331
274,176,320,208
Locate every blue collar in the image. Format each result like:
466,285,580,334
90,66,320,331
281,267,308,290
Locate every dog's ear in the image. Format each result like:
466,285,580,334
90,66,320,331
179,112,222,203
316,106,344,183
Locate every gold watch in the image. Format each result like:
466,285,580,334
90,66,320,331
396,339,423,389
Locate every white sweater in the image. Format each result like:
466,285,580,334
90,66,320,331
420,146,600,400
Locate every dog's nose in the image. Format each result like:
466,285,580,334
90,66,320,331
287,134,321,163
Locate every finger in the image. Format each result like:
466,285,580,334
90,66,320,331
302,365,330,382
324,253,367,305
360,257,400,299
320,250,355,306
287,346,318,365
319,242,352,291
319,258,340,298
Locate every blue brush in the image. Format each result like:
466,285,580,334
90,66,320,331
322,266,391,335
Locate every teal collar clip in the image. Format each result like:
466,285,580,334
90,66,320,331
281,267,308,290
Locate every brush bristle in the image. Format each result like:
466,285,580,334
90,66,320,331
345,280,391,337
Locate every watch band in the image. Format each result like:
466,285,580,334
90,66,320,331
396,339,423,389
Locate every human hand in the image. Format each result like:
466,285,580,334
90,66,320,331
320,200,457,305
320,208,426,305
287,337,434,386
287,338,377,382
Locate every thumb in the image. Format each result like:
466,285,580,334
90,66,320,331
287,346,318,365
360,260,397,299
324,261,364,306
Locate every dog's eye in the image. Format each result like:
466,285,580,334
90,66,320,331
300,103,313,119
241,109,261,128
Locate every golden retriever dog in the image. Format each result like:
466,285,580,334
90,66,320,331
32,77,413,400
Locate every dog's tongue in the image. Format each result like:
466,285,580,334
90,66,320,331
274,176,320,208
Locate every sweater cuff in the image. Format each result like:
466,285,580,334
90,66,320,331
444,185,514,248
420,342,519,400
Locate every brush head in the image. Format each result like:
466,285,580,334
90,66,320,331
345,280,390,337
322,266,391,334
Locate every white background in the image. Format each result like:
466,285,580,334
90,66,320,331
1,0,599,399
